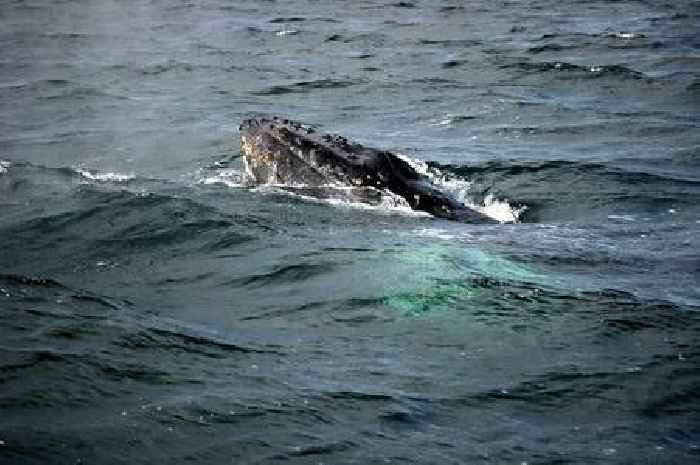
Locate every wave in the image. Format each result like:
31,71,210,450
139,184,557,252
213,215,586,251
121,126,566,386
486,122,695,142
140,60,195,76
39,86,129,101
409,77,470,88
527,44,579,54
502,60,648,81
0,78,71,92
0,161,140,188
224,262,339,289
0,273,68,290
0,78,129,101
0,317,278,415
325,33,345,42
609,150,700,182
238,296,389,323
428,114,479,126
525,31,652,53
442,159,700,186
0,185,265,271
322,32,388,47
0,273,127,314
440,59,467,68
115,325,277,355
252,78,364,96
391,1,416,8
383,261,698,326
269,17,306,23
0,76,119,101
418,39,482,47
41,32,90,40
430,159,700,223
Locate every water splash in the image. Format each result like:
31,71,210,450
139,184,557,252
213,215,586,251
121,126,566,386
275,29,299,36
396,153,526,223
76,168,134,183
480,193,527,223
255,183,427,217
199,168,247,188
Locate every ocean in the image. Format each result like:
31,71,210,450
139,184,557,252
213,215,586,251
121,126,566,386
1,0,699,463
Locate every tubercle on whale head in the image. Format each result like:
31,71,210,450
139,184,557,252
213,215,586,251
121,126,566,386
239,116,354,167
240,116,318,138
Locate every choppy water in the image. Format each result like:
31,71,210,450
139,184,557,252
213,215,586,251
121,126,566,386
1,0,699,463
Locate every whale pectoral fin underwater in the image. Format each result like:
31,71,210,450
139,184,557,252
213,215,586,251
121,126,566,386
239,116,498,224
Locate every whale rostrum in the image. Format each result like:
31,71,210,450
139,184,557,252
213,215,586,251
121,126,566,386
239,117,497,223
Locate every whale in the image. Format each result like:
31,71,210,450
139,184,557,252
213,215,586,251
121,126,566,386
239,117,497,223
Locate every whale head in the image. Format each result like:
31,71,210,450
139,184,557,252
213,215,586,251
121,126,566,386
240,117,340,186
238,116,498,223
239,117,393,187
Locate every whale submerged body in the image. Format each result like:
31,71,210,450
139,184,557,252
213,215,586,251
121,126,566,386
239,117,496,223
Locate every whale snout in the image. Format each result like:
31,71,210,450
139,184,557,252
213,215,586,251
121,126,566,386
240,116,333,186
239,117,290,134
240,117,314,139
239,117,262,135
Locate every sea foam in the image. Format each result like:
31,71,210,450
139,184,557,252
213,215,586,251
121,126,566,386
395,153,526,223
77,168,134,183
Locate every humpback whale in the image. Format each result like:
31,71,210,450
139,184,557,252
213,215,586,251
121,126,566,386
239,117,497,223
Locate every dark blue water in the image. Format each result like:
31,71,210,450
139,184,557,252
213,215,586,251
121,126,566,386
1,1,699,463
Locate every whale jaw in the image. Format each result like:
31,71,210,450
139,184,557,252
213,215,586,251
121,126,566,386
239,116,498,224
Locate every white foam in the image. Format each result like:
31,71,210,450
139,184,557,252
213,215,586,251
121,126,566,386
608,214,636,222
77,169,134,182
0,160,10,174
255,184,427,217
396,153,526,223
609,32,644,39
199,168,247,188
409,227,460,241
324,196,425,217
395,152,433,178
480,194,526,223
428,114,479,128
429,118,453,127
